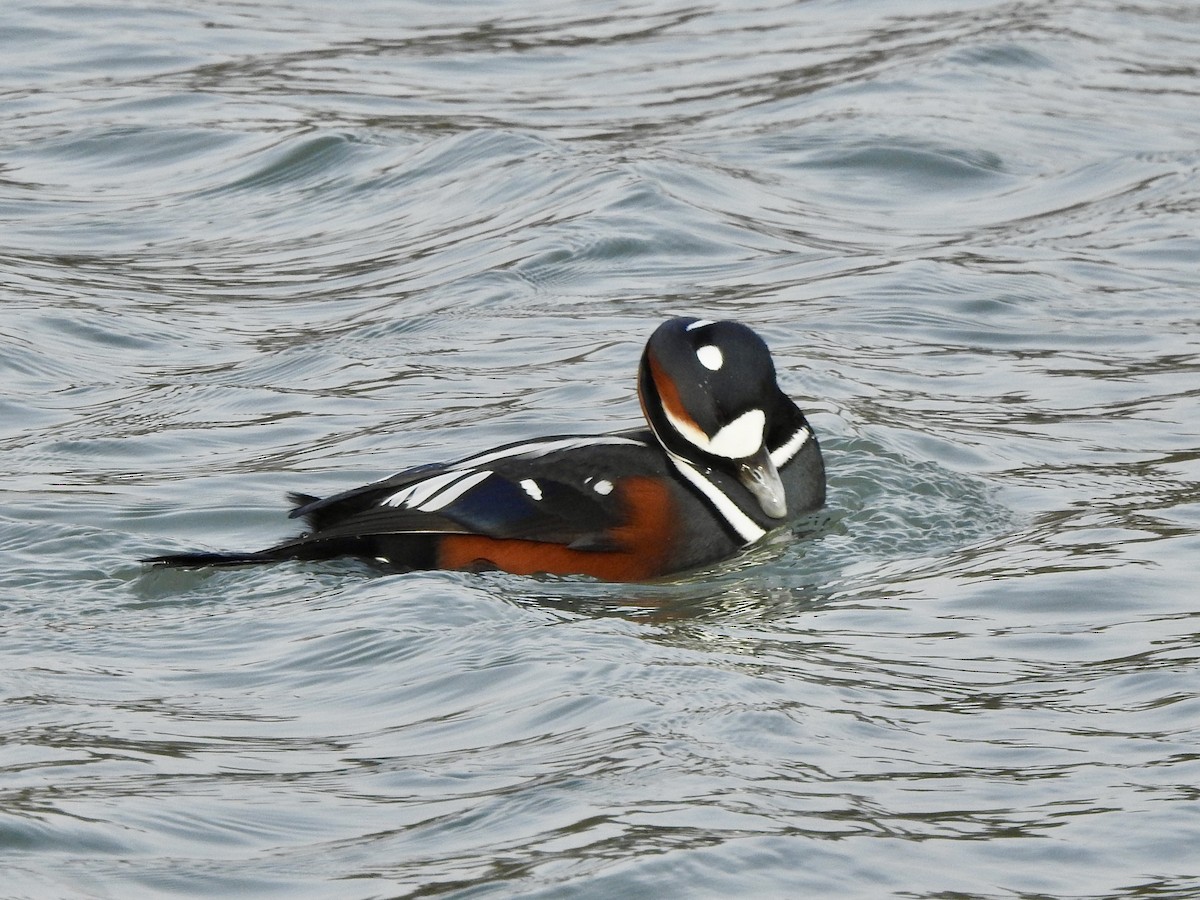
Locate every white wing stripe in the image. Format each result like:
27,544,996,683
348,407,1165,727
384,469,483,509
417,469,493,512
381,436,647,511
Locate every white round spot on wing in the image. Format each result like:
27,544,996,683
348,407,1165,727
593,479,614,495
696,344,723,371
520,478,543,501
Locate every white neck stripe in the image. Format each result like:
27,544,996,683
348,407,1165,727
662,403,711,451
668,454,767,545
770,425,810,468
663,404,767,462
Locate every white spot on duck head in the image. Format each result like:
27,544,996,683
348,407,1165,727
696,344,723,371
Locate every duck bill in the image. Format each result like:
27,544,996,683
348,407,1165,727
738,446,787,519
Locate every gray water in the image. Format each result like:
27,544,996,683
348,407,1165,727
4,1,1200,897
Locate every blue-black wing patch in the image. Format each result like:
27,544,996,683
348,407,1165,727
282,433,660,548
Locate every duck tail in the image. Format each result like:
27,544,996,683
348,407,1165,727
141,548,288,568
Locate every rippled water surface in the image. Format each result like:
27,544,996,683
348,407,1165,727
4,1,1200,897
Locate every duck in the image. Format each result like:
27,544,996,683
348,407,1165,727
145,317,825,580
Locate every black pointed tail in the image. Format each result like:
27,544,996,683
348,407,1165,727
142,549,288,568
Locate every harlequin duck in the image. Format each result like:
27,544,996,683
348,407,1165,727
145,317,825,580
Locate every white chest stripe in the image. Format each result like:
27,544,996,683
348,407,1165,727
668,455,766,545
771,425,810,468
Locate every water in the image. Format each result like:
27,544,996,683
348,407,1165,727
3,0,1199,896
